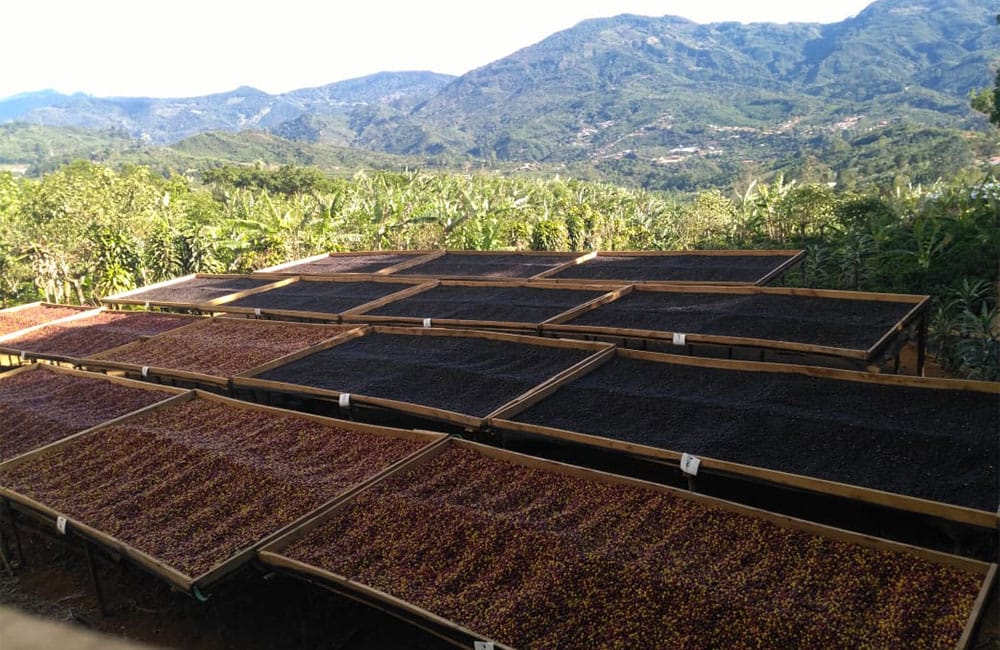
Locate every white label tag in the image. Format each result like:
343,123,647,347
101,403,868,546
422,318,432,328
338,393,351,408
56,516,68,535
254,307,262,317
19,350,26,361
680,452,700,476
672,332,686,345
141,366,150,377
144,300,150,309
474,643,494,650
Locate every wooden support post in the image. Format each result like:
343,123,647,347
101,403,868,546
0,546,12,574
916,315,928,377
0,505,14,573
2,499,24,566
293,576,315,646
212,597,226,647
0,500,14,570
83,540,107,617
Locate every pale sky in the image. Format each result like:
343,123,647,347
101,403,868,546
3,0,875,100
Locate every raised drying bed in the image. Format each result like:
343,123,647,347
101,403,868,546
389,251,592,280
344,280,619,332
102,274,289,310
0,391,445,594
491,349,1000,529
255,251,434,276
0,303,99,339
0,364,182,462
235,327,613,429
543,284,929,371
539,249,805,285
260,439,995,650
0,310,198,365
81,317,355,389
208,276,427,322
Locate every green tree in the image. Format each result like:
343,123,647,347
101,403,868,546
969,14,1000,127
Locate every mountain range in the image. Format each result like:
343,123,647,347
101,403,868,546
1,0,997,189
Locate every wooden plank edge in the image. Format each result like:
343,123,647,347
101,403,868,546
208,276,303,308
431,277,614,291
541,284,634,325
367,324,612,351
201,276,299,307
75,358,230,388
865,296,930,359
84,318,356,383
338,280,439,317
254,252,331,274
189,424,449,590
377,250,445,275
0,311,212,364
259,437,452,554
342,315,542,332
341,394,485,430
445,439,992,572
616,347,1000,393
529,250,599,279
541,323,871,360
0,388,192,469
232,375,484,429
235,326,368,379
256,554,513,650
0,301,43,313
485,346,616,421
957,563,998,650
756,249,807,286
0,305,104,344
0,492,196,592
1,389,197,467
189,390,448,444
488,418,998,529
101,274,196,302
210,305,343,324
0,363,189,394
626,283,928,302
266,435,992,574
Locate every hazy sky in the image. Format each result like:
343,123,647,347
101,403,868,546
4,0,874,99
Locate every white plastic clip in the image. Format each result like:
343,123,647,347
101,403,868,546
672,332,687,346
339,393,351,408
19,350,27,361
144,300,150,309
474,643,494,650
56,516,68,535
141,366,150,377
254,308,262,317
422,318,432,328
680,452,700,476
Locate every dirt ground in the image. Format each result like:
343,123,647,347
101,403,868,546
1,526,451,649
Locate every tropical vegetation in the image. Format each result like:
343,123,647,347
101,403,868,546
0,161,996,378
